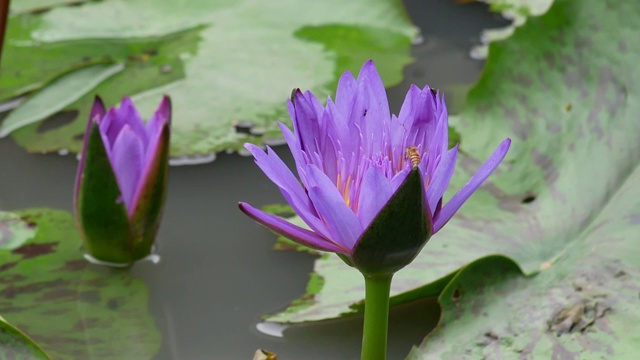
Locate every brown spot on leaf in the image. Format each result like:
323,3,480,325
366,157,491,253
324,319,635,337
0,279,69,298
73,318,100,331
38,289,77,301
0,261,18,272
59,260,88,272
12,242,58,259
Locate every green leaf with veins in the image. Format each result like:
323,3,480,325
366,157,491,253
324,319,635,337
2,0,415,156
0,209,160,359
264,6,640,358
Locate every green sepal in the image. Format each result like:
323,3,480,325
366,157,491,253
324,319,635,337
351,168,432,276
129,120,171,261
76,121,134,264
337,253,355,267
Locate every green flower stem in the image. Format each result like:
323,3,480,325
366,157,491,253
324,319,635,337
361,273,393,360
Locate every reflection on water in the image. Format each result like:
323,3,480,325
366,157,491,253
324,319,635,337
0,1,509,359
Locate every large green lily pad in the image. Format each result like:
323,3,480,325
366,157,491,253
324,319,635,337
1,0,415,157
0,209,160,359
264,0,640,332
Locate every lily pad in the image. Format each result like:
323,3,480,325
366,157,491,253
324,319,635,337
471,0,553,59
2,0,415,156
0,62,124,138
0,314,50,359
0,211,36,250
0,209,160,359
264,0,640,328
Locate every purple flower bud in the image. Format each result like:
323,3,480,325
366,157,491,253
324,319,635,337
240,61,510,275
75,96,171,266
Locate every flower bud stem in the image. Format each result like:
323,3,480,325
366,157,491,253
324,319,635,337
361,273,393,360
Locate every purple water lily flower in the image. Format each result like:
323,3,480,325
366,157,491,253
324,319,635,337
239,60,509,271
75,96,171,265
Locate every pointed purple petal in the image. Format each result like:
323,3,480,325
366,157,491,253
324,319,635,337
426,145,459,214
356,166,393,228
357,60,390,123
106,98,147,148
244,143,330,238
146,95,171,137
239,202,349,254
111,125,145,212
98,108,117,149
306,165,363,250
334,70,357,115
292,90,321,154
278,122,308,180
350,76,385,156
433,139,511,232
128,97,172,217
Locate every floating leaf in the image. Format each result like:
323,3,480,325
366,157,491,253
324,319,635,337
0,209,160,359
0,211,36,250
2,0,415,156
471,0,553,59
0,314,50,359
0,63,124,137
5,26,201,154
264,0,640,331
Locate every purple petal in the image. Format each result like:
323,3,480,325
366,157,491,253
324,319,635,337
105,98,148,148
291,90,321,154
98,108,117,150
397,85,420,129
390,168,410,193
111,125,145,213
334,70,357,116
146,95,171,138
74,96,106,210
350,76,385,156
244,143,330,238
306,165,363,250
239,202,349,254
356,166,393,228
357,60,390,123
433,139,511,232
128,96,172,215
426,145,459,214
278,122,306,177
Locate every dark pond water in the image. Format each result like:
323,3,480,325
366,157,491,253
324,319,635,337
0,1,508,359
